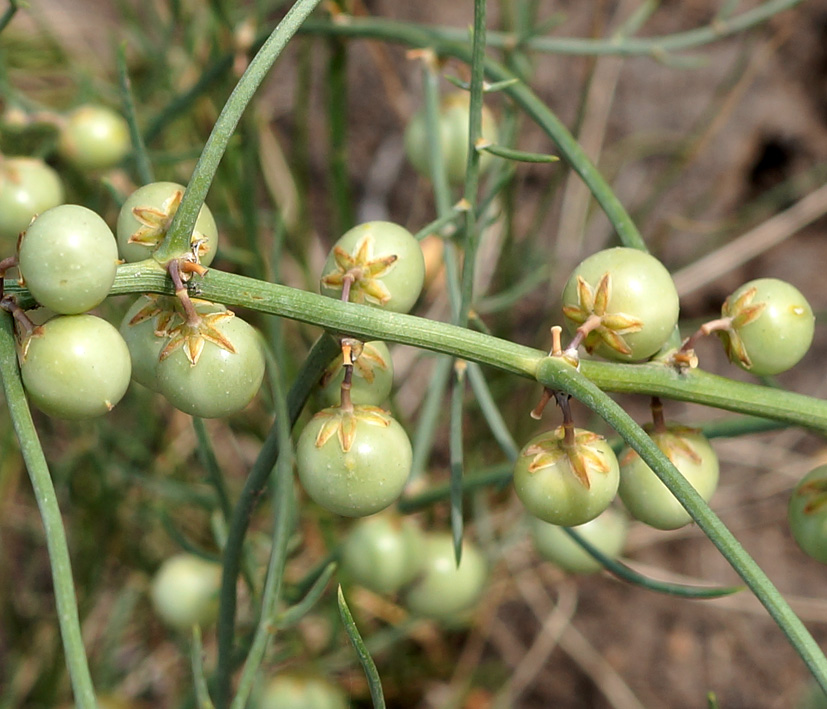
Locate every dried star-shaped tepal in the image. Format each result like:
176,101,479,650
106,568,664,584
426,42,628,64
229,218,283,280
321,234,397,305
116,181,219,266
312,404,393,453
160,307,236,365
560,247,680,362
522,426,614,489
319,221,426,314
562,273,644,357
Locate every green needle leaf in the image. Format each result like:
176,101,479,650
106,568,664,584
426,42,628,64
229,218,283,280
563,528,744,599
337,586,386,709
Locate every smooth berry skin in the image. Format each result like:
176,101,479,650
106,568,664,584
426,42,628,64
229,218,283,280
118,295,178,391
513,428,620,527
529,507,628,575
18,204,119,314
723,278,815,377
561,247,680,362
20,314,131,420
296,407,412,518
404,534,487,622
155,315,265,419
0,157,65,242
788,465,827,564
341,513,424,594
58,105,130,171
404,91,499,185
319,221,425,314
259,674,348,709
619,427,719,531
117,181,219,265
150,554,222,631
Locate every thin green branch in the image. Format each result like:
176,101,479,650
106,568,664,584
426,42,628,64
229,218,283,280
117,43,154,185
562,528,744,599
230,355,294,709
213,333,339,709
458,0,488,328
300,15,647,250
0,315,97,708
0,0,20,34
535,358,827,693
302,0,802,57
449,364,466,564
155,0,324,263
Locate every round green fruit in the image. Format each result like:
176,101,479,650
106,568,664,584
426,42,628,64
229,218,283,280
18,204,118,314
319,221,425,314
117,181,218,265
788,465,827,564
20,314,131,419
529,507,628,574
561,247,680,362
58,104,130,171
150,553,222,631
296,405,412,517
619,426,719,530
719,278,815,376
513,426,620,527
340,513,424,594
258,673,347,709
0,157,64,241
318,340,394,407
155,310,265,418
404,533,487,622
404,91,499,185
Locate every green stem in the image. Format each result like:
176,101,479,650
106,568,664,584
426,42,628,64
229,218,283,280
302,0,802,57
458,0,487,327
117,43,154,185
0,315,97,708
536,358,827,693
449,364,466,564
337,586,386,708
327,32,354,235
213,333,339,708
230,356,293,709
96,263,827,432
300,15,647,250
155,0,324,263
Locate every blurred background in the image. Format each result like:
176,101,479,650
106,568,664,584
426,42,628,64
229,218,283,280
1,1,826,707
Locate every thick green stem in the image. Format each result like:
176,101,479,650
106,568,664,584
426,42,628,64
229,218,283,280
95,263,827,432
0,315,97,708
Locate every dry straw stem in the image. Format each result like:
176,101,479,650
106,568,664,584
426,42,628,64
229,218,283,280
673,181,827,295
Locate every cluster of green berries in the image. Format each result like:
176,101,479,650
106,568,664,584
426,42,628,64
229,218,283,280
0,104,130,244
9,179,265,420
513,246,815,572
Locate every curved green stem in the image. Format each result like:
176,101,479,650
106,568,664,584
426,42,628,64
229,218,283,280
154,0,324,263
536,358,827,693
300,15,646,250
213,333,339,708
0,315,97,708
302,0,802,57
562,528,744,599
